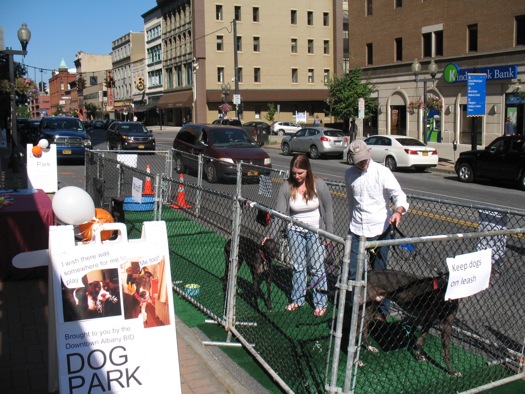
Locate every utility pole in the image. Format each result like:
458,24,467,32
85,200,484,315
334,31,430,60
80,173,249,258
233,19,240,120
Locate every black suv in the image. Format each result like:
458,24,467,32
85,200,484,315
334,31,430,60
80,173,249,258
106,121,155,151
38,116,91,161
455,135,525,190
172,123,271,183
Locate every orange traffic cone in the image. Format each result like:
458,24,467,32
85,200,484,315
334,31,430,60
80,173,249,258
171,173,192,209
143,164,154,196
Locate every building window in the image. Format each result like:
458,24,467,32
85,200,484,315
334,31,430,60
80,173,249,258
236,36,243,52
291,10,297,25
254,67,261,83
253,7,259,22
323,12,329,26
253,36,260,52
324,40,330,54
468,24,478,52
324,69,330,84
234,6,241,21
216,5,223,21
217,35,224,51
308,69,314,83
366,43,373,65
292,68,298,83
395,0,402,8
217,67,224,83
366,0,373,16
395,37,403,61
422,27,444,57
515,15,525,46
291,38,298,53
308,39,314,54
307,11,313,26
237,67,243,83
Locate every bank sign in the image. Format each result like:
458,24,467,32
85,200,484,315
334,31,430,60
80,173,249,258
444,63,518,84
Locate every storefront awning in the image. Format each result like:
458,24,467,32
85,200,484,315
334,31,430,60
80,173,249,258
157,91,193,108
134,102,157,113
206,89,329,102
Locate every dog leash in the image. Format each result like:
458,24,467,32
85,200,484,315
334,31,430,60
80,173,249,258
306,243,338,291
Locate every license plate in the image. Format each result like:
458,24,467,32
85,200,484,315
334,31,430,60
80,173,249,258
335,141,342,145
247,171,259,176
62,150,72,155
422,152,428,156
138,145,145,149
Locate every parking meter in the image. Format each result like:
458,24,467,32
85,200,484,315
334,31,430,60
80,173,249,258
453,140,458,151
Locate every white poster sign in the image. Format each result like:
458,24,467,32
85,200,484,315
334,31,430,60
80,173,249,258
48,221,181,393
132,177,143,203
117,154,138,168
26,143,58,193
445,249,492,301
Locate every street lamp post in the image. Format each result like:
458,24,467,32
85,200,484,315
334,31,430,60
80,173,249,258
411,59,438,142
1,23,31,159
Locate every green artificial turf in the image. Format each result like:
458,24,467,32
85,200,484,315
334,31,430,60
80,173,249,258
124,209,525,393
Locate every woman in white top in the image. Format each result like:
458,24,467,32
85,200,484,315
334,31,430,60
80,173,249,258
269,155,334,317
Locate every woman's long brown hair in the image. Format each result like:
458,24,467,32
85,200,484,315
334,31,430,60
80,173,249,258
288,154,317,202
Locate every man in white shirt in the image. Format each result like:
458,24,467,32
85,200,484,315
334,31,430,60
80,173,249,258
345,140,409,317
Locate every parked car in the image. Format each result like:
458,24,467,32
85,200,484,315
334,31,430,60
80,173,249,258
243,121,271,135
455,135,525,190
38,116,91,161
271,121,302,136
281,127,348,159
103,119,116,129
172,124,272,183
20,119,40,144
346,135,438,171
93,119,105,129
212,118,262,141
106,121,156,151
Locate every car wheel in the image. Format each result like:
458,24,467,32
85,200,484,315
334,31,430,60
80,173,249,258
385,156,397,171
346,151,353,165
282,143,291,156
520,173,525,191
457,162,474,183
278,129,285,136
174,155,185,173
310,145,320,159
205,162,218,183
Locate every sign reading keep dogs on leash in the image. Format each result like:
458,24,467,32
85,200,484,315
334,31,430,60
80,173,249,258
48,221,181,393
445,248,492,300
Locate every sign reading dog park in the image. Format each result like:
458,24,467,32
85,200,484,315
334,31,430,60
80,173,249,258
26,143,58,193
48,221,181,393
445,249,492,301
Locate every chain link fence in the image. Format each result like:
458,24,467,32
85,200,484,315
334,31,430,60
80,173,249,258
85,151,525,393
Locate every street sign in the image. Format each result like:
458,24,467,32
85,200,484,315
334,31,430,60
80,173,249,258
233,94,241,105
358,98,365,119
467,73,487,117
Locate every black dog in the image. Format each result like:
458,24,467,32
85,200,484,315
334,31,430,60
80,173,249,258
361,269,461,377
224,236,279,311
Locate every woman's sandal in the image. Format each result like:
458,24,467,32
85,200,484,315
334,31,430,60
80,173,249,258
285,302,303,312
314,307,327,317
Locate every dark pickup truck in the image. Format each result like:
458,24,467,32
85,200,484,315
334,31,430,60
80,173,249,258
455,135,525,190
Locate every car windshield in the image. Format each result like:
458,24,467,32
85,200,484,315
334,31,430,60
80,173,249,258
43,119,84,131
396,138,426,147
210,129,255,147
121,124,147,133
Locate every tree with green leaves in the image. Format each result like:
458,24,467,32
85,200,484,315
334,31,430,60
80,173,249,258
264,102,277,123
85,103,98,119
325,68,377,132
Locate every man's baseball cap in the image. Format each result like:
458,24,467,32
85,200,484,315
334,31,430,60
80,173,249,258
348,140,370,163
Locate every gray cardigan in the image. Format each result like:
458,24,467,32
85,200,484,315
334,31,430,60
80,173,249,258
268,177,334,238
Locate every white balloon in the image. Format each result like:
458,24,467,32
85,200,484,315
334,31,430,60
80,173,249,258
38,139,49,149
52,186,95,225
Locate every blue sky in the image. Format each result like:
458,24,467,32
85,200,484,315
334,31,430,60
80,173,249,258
1,0,156,81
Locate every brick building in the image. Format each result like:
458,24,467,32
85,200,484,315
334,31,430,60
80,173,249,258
348,0,525,145
48,59,76,116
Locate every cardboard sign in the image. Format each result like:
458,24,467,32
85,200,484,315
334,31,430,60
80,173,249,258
445,249,492,301
26,143,58,193
48,221,181,393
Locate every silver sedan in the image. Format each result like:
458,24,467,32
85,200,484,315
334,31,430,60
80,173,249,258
281,127,348,159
